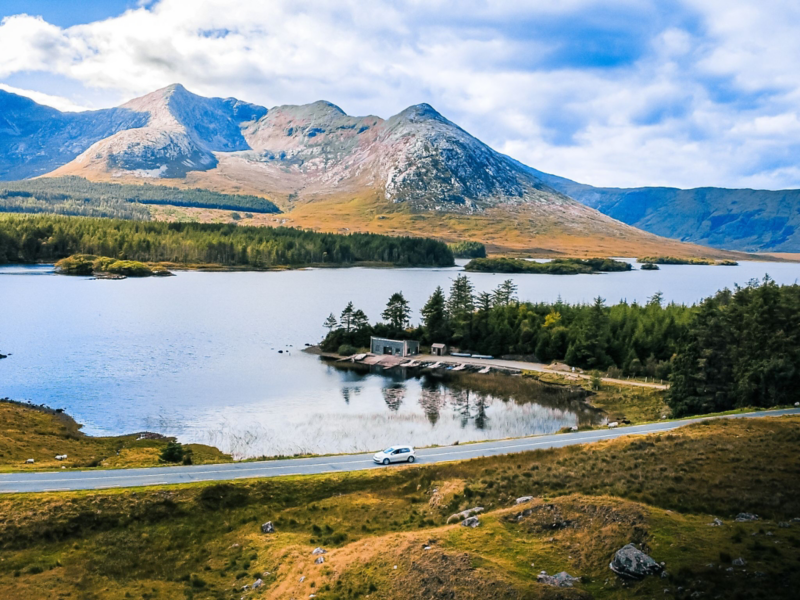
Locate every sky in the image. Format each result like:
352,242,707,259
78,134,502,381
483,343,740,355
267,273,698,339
1,0,799,190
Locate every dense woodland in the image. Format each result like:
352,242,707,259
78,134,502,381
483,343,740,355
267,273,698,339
323,275,800,416
0,177,280,217
0,214,454,268
447,241,486,258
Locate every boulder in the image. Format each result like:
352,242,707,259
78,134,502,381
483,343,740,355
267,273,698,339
261,521,275,534
461,516,480,528
608,422,619,429
446,506,484,524
515,496,533,505
253,579,263,589
708,518,723,527
537,571,580,587
735,513,759,522
732,557,747,566
315,556,325,564
312,547,327,555
609,544,663,579
25,458,34,464
778,522,791,528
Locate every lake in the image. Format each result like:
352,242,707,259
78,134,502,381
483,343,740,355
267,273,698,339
2,258,799,457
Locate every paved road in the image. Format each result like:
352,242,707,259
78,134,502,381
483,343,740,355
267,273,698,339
417,354,668,389
1,408,797,494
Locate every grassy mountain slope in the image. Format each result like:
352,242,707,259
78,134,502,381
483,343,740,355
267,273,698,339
528,168,800,253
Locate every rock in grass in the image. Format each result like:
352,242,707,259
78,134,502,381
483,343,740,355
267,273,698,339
515,496,533,504
709,518,723,526
735,513,759,522
732,557,747,566
261,521,275,534
537,571,580,587
315,556,325,564
312,547,327,555
446,506,483,524
461,516,480,528
610,544,663,579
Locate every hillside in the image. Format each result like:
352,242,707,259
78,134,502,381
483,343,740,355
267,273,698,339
528,168,800,253
0,177,280,219
0,85,740,258
1,407,798,599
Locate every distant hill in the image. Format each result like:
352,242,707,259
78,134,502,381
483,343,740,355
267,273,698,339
0,85,744,258
527,168,800,253
0,177,280,220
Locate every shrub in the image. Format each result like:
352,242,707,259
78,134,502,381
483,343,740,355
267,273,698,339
337,344,358,356
159,441,185,463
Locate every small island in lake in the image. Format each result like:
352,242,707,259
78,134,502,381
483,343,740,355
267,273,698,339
55,255,173,278
464,256,632,274
637,256,738,266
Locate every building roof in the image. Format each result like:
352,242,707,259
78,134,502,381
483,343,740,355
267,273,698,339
431,343,447,348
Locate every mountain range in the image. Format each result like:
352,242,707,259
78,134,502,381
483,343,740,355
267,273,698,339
528,169,800,253
0,83,783,256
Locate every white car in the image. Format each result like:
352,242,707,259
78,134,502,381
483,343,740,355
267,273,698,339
373,445,416,465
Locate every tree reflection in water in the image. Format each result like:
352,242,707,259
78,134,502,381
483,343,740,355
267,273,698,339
419,378,447,426
342,386,361,404
382,383,406,411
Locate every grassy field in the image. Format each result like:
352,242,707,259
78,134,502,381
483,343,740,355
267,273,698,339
1,414,798,599
0,400,231,471
148,193,752,260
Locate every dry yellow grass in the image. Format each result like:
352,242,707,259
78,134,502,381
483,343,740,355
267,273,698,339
148,192,751,259
0,400,230,471
1,416,798,599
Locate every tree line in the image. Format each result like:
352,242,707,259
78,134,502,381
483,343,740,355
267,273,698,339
322,274,799,416
0,214,454,268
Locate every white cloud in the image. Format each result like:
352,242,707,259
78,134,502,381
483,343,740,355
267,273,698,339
1,0,800,189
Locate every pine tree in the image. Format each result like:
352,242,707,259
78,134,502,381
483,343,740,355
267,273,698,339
447,274,475,317
352,309,370,331
382,292,411,330
476,291,492,313
491,279,518,307
565,296,611,369
447,274,475,342
340,302,355,333
323,313,338,332
421,286,448,341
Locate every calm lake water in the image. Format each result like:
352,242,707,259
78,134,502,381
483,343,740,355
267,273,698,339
1,258,799,457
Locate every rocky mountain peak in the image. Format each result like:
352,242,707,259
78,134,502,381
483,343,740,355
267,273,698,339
394,103,446,123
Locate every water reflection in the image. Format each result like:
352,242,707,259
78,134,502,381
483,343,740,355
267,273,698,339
382,384,405,411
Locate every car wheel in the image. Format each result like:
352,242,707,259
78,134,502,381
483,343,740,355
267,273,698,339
382,458,390,465
407,456,415,463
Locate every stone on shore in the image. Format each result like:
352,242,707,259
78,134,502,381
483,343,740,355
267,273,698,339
610,544,663,579
446,507,483,524
537,571,580,587
735,513,759,522
461,516,480,528
261,521,275,534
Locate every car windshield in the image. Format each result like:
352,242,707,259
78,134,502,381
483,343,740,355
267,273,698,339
383,447,395,454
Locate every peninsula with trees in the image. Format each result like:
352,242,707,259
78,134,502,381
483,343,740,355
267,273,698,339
321,274,800,417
